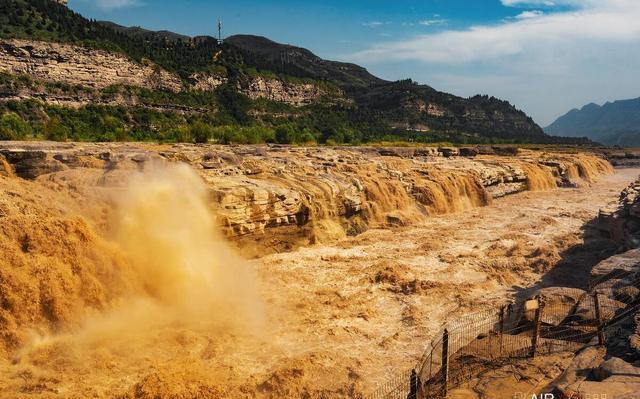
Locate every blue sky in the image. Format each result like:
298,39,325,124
69,0,640,126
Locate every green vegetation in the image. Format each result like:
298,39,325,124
0,112,32,139
0,0,234,79
0,97,589,145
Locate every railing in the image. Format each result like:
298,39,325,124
368,269,640,399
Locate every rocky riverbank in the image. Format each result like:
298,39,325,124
454,174,640,399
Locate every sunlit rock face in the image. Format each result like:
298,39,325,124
0,142,612,256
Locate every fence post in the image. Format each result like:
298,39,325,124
593,291,605,346
499,305,505,357
530,297,544,358
441,328,449,398
408,369,418,399
428,346,433,381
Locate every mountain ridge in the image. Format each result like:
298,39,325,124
0,0,590,145
546,97,640,146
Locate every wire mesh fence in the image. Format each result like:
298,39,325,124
367,269,640,399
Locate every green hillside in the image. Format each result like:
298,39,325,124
0,0,591,145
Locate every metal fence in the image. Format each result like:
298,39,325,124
368,269,640,399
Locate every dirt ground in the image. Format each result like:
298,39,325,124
0,166,637,399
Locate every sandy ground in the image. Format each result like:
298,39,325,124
1,167,638,398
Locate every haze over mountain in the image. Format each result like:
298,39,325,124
546,98,640,147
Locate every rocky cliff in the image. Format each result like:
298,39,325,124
0,38,336,108
238,75,338,106
0,39,183,92
599,177,640,249
0,0,566,144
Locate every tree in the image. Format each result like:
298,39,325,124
216,85,251,124
275,124,297,144
44,117,70,141
0,112,32,140
190,122,212,143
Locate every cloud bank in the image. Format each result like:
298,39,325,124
352,0,640,126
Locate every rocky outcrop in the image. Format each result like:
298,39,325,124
237,76,338,106
0,39,341,108
604,150,640,168
189,72,228,91
598,178,640,249
541,182,640,399
0,39,183,92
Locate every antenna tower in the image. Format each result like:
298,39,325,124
217,18,223,44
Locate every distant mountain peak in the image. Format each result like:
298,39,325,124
581,102,601,111
546,97,640,146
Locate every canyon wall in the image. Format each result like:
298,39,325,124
0,39,183,92
0,39,335,107
237,76,337,106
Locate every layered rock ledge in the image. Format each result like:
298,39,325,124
0,142,612,256
0,39,340,108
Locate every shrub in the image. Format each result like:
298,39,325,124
0,112,32,140
44,117,70,141
190,122,212,143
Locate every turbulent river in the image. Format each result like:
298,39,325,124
249,167,640,396
0,147,637,398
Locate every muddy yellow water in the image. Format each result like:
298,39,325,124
0,167,637,399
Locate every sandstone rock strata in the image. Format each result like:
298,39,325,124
237,76,337,106
0,143,613,256
0,39,183,92
0,39,343,108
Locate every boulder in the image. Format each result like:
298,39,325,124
459,147,479,157
414,147,439,157
592,357,640,382
527,287,587,326
438,147,459,157
573,295,626,323
492,146,519,156
548,345,606,395
476,146,495,155
377,148,415,158
0,150,68,179
591,249,640,282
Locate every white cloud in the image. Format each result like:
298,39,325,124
418,18,448,26
80,0,143,10
515,10,544,19
350,0,640,125
363,21,389,28
501,0,573,6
